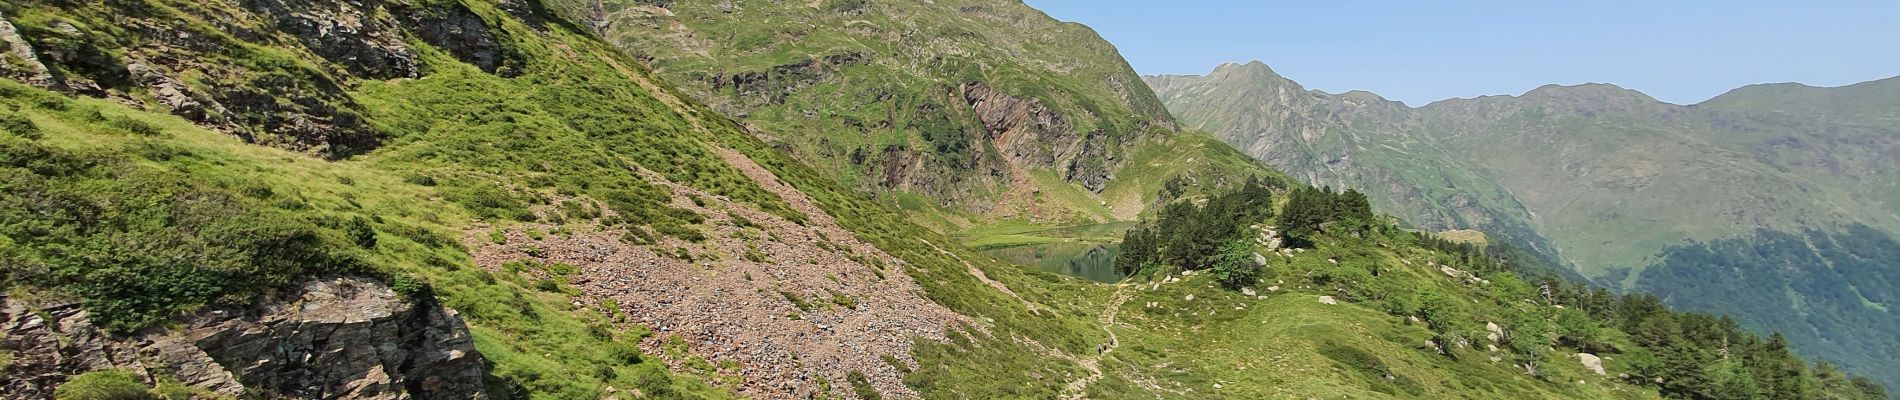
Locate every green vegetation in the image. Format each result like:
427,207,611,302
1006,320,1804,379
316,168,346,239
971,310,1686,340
1207,240,1261,289
1150,61,1900,390
1279,186,1376,247
555,0,1179,221
1103,181,1887,399
0,78,734,399
54,370,153,400
0,89,366,332
1636,225,1900,394
1116,178,1276,277
5,0,1891,398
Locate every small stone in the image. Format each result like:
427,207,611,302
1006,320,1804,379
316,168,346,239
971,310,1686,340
1317,296,1337,305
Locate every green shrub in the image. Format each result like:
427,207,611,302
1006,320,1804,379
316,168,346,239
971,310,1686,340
533,278,563,293
559,199,601,221
1317,342,1421,396
347,216,378,248
129,141,191,161
545,262,578,276
0,110,41,139
104,115,162,136
442,181,534,222
403,174,437,186
847,370,882,400
391,274,433,301
1209,240,1260,290
55,370,154,400
1,138,360,332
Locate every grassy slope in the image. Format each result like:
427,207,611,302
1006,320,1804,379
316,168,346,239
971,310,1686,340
0,0,1111,397
7,1,1881,399
1149,64,1900,396
1,80,737,398
557,0,1176,222
1085,225,1678,399
0,38,1680,400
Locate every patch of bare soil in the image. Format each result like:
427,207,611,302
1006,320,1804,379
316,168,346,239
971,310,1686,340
466,148,967,399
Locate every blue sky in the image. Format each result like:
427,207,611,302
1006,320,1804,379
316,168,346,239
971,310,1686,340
1024,1,1900,106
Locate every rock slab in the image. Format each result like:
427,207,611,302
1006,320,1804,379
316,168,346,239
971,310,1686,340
0,277,487,399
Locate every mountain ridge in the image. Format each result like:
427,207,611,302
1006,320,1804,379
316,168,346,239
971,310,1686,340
1145,60,1900,392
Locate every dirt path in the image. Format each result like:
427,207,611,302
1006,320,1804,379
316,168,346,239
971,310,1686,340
1061,284,1131,399
920,238,1048,315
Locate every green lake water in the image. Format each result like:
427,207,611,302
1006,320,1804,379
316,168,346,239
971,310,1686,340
984,242,1124,283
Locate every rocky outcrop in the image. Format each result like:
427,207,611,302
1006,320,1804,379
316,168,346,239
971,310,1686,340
962,82,1119,192
0,277,487,399
398,2,520,75
1577,353,1606,376
704,52,867,109
8,0,524,159
241,0,421,80
0,13,55,88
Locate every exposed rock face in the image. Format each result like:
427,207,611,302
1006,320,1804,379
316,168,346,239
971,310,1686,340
0,277,487,399
962,82,1119,192
580,0,1173,217
0,13,55,87
241,0,421,79
705,52,868,109
398,2,520,75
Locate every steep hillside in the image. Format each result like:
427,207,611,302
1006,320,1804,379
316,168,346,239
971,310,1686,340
1147,61,1900,393
1145,62,1560,266
546,0,1182,223
1,0,1888,398
0,0,1117,397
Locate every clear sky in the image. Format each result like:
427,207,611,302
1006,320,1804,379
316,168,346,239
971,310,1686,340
1023,1,1900,106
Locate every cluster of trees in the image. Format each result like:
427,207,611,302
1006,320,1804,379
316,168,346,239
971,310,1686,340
1279,186,1376,247
1408,237,1888,400
1383,236,1884,398
1411,232,1585,282
1543,280,1889,400
1635,225,1900,394
1116,178,1275,286
1116,181,1383,288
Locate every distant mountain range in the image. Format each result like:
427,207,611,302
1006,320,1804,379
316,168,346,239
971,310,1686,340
1146,61,1900,390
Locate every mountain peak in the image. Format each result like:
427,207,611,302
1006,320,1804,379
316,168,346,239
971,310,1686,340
1521,82,1660,103
1211,60,1282,78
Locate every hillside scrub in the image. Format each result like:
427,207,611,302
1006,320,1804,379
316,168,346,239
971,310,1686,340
0,96,366,332
1110,179,1887,399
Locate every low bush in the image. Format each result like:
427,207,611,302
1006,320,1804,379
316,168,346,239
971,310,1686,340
54,370,154,400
